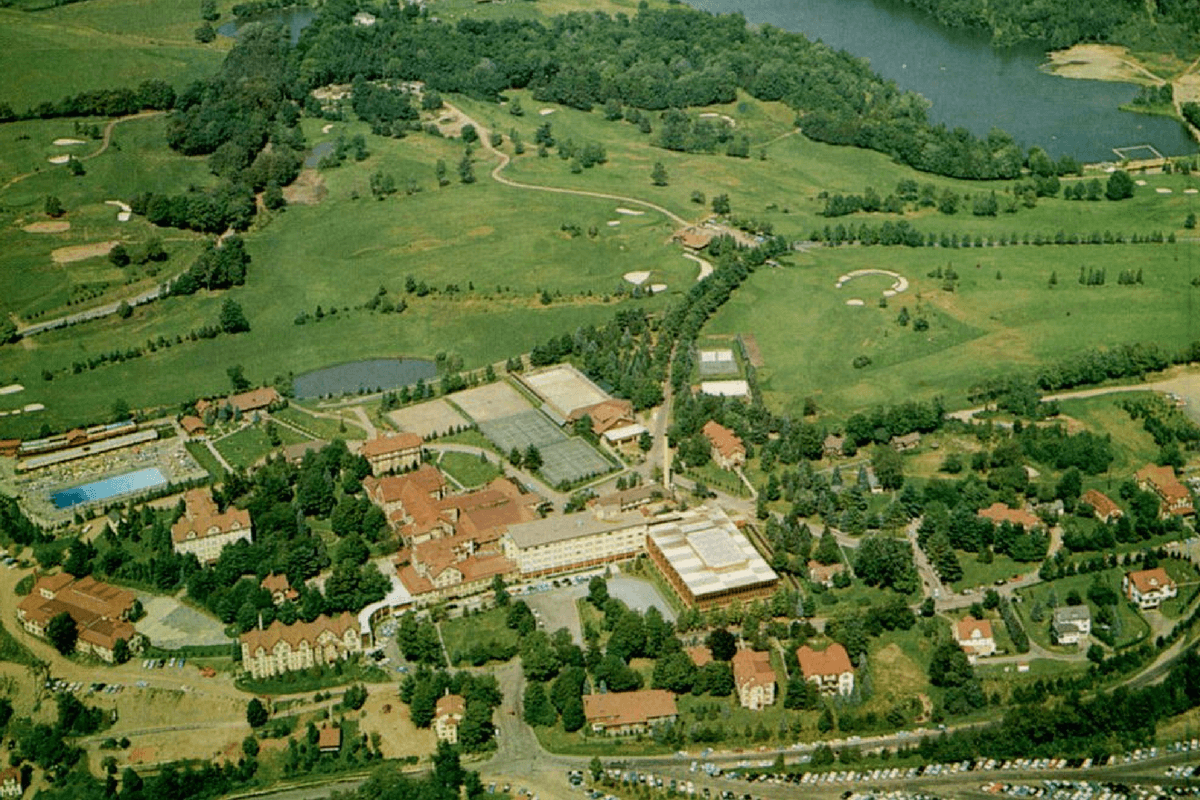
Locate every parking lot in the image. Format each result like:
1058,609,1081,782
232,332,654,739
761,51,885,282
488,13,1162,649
522,572,675,644
135,594,230,649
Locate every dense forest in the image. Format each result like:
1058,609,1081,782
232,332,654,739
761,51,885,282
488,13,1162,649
893,0,1200,47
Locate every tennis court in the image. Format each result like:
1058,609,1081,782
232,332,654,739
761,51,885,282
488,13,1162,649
478,410,566,453
540,439,615,486
450,381,534,422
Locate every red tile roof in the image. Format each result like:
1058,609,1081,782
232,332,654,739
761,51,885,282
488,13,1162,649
956,616,994,643
180,416,206,435
583,690,677,729
796,644,853,679
436,693,465,721
239,612,359,654
702,420,744,460
360,432,423,459
686,645,713,668
977,502,1041,530
1126,567,1175,595
1081,489,1121,520
17,573,137,651
732,648,775,689
318,726,341,751
171,489,252,544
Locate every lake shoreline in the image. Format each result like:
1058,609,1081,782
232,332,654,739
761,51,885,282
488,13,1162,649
1041,44,1163,87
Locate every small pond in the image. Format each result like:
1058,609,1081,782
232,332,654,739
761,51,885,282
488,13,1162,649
52,467,167,509
217,6,316,45
304,140,334,169
293,358,438,400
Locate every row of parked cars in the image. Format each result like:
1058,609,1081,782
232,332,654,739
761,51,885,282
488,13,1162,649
45,678,124,695
141,657,186,669
982,780,1200,799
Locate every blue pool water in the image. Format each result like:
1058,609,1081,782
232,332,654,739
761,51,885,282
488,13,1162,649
52,468,168,509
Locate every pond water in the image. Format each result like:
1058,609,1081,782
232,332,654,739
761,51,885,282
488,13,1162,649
687,0,1197,161
52,467,167,509
217,6,316,45
304,140,334,169
292,358,438,399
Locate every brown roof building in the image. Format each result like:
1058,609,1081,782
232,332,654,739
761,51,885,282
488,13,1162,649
359,432,423,476
701,420,745,470
955,616,996,658
1136,464,1195,517
261,572,298,604
196,387,281,417
686,645,713,668
239,612,363,680
583,689,678,735
731,648,776,710
1124,567,1178,610
796,644,855,696
1081,489,1122,523
807,560,846,588
568,399,637,436
977,502,1042,530
171,489,253,564
317,725,341,753
434,693,466,744
16,573,139,662
179,416,207,438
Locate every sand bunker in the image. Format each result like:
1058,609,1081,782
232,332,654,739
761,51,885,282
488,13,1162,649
624,271,650,285
607,220,620,227
47,155,70,165
52,241,118,264
615,207,645,216
1185,189,1199,195
698,112,736,127
23,221,70,234
538,108,556,116
23,403,44,413
846,298,865,306
0,385,23,395
105,200,132,222
1157,187,1173,194
53,138,86,146
1136,179,1148,186
321,124,334,133
650,283,667,293
836,268,909,295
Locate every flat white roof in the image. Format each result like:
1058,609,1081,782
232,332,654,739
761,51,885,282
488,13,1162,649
603,423,647,442
504,510,650,550
700,380,749,398
649,506,777,600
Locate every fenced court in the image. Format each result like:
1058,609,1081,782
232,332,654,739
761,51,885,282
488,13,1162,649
698,348,739,377
387,398,469,439
450,381,534,422
1112,144,1163,161
520,364,609,418
478,409,566,453
540,439,613,486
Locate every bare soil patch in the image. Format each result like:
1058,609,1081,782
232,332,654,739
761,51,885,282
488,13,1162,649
283,169,327,205
52,241,118,263
1044,44,1161,85
357,690,436,758
23,221,70,234
467,226,494,237
387,397,469,438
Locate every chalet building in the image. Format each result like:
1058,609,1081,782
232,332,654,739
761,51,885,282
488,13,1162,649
1123,567,1178,610
977,502,1042,530
360,432,423,476
731,648,776,710
434,693,465,744
16,573,141,662
890,432,921,451
396,529,516,603
239,613,363,680
1080,489,1122,523
261,572,298,604
956,616,996,659
171,488,253,564
1135,464,1195,517
196,386,281,417
701,420,745,470
1052,606,1091,645
590,485,663,519
583,689,678,735
317,726,341,753
796,644,855,696
179,416,207,438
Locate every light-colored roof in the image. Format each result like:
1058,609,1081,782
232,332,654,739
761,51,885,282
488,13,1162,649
436,693,466,720
171,488,252,544
603,423,648,443
1053,605,1091,623
583,690,677,729
956,616,994,642
977,502,1041,529
502,510,649,550
646,506,777,601
732,648,775,689
1126,567,1175,595
796,644,853,679
699,380,750,398
360,432,423,459
702,420,744,460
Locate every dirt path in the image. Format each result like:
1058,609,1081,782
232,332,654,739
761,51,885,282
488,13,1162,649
444,102,691,228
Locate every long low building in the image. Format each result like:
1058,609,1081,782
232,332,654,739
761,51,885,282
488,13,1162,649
500,510,655,578
646,505,778,609
17,573,142,662
583,689,678,735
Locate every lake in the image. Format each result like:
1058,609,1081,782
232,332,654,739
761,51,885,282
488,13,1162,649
293,358,438,399
217,6,316,45
687,0,1196,161
52,467,167,509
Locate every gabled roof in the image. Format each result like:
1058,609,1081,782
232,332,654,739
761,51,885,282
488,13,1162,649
180,415,206,435
436,693,465,721
956,616,993,642
583,690,677,728
171,488,252,544
239,612,359,654
702,420,744,459
731,648,775,689
261,572,296,598
686,645,713,668
1081,489,1121,520
318,726,341,750
977,502,1041,530
1126,567,1175,595
360,432,423,459
796,644,853,679
1053,605,1091,623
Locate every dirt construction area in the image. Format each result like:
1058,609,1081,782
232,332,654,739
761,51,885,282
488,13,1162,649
355,686,436,758
449,381,533,423
386,397,469,439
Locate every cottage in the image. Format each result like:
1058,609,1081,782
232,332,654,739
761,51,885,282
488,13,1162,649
822,434,845,458
171,488,253,564
1052,605,1092,646
434,693,466,744
701,420,745,470
583,689,678,735
179,416,207,438
807,560,846,588
0,767,20,798
1123,567,1177,610
685,645,713,668
731,648,776,710
977,502,1042,530
261,572,298,604
317,726,341,753
796,644,855,696
956,616,996,659
1080,489,1122,523
890,432,921,451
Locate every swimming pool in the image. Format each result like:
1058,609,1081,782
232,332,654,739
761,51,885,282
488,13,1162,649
51,467,168,509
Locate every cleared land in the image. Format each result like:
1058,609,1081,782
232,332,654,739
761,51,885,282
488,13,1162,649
387,397,470,438
449,381,534,423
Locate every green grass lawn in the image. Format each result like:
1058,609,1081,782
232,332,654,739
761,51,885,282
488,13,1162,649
952,551,1032,592
438,450,502,489
684,462,749,497
1159,558,1200,619
439,607,519,666
272,404,349,441
1055,394,1161,480
213,421,308,469
184,439,226,480
1016,567,1152,651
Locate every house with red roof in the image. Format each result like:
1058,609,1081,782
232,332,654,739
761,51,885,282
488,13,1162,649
796,644,855,696
1124,567,1177,610
732,648,776,710
956,616,996,660
434,693,466,744
583,689,678,736
1135,464,1194,517
359,432,423,475
1080,489,1122,523
702,420,745,470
